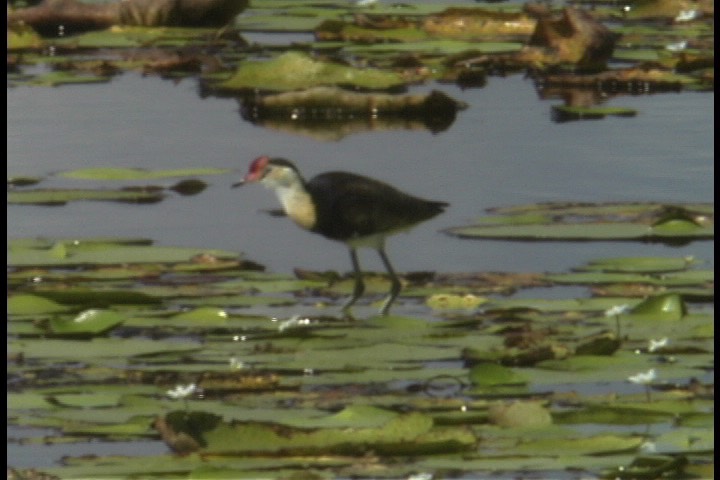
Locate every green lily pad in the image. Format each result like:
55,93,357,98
578,257,696,273
9,238,240,267
192,410,474,455
219,51,406,92
47,392,124,409
446,222,713,242
629,293,686,321
7,188,166,205
28,288,161,309
54,26,219,49
513,434,644,456
48,309,125,337
469,362,528,387
11,338,201,359
552,105,637,121
291,405,401,429
8,24,44,50
487,401,552,428
7,294,70,315
22,71,112,87
445,202,713,243
60,167,230,180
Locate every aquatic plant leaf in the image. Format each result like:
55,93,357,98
218,277,326,294
11,338,200,359
486,296,636,313
602,454,691,480
347,39,523,55
578,257,695,273
172,307,230,325
291,405,400,429
8,24,44,50
575,334,622,356
47,392,124,409
8,392,54,410
189,410,475,456
60,167,229,180
629,293,686,321
552,105,637,121
48,309,125,336
446,222,713,241
28,288,161,308
220,51,405,91
420,451,641,476
446,202,713,243
546,269,712,289
513,434,644,456
23,71,112,87
7,188,165,205
9,238,240,267
7,294,69,315
554,400,713,426
488,401,552,428
53,26,218,49
653,427,714,453
469,363,528,387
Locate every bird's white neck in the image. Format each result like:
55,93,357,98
262,173,317,230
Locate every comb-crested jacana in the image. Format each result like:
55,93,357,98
233,156,448,315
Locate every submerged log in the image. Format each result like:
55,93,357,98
8,0,248,36
240,86,469,140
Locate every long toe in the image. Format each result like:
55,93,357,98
378,283,400,315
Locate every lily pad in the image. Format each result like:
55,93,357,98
47,309,125,337
628,293,686,321
219,51,406,92
469,362,528,387
445,202,713,243
9,237,240,267
8,294,70,315
60,167,230,180
11,338,201,360
552,105,637,122
176,410,476,456
577,257,696,273
7,188,165,206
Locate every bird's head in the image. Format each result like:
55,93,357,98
233,156,303,189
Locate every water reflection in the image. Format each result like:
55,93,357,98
238,87,467,140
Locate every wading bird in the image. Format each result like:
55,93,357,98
234,156,448,315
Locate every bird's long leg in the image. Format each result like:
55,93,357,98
377,247,402,315
342,247,365,314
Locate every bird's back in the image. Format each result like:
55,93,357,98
306,171,447,242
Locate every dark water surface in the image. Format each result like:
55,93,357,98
7,72,714,279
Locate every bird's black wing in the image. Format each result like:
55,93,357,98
307,172,446,241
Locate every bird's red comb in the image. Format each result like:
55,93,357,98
232,155,270,188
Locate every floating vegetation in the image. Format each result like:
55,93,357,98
444,202,714,244
551,104,637,122
6,0,715,476
219,51,407,92
7,233,714,479
7,166,228,205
